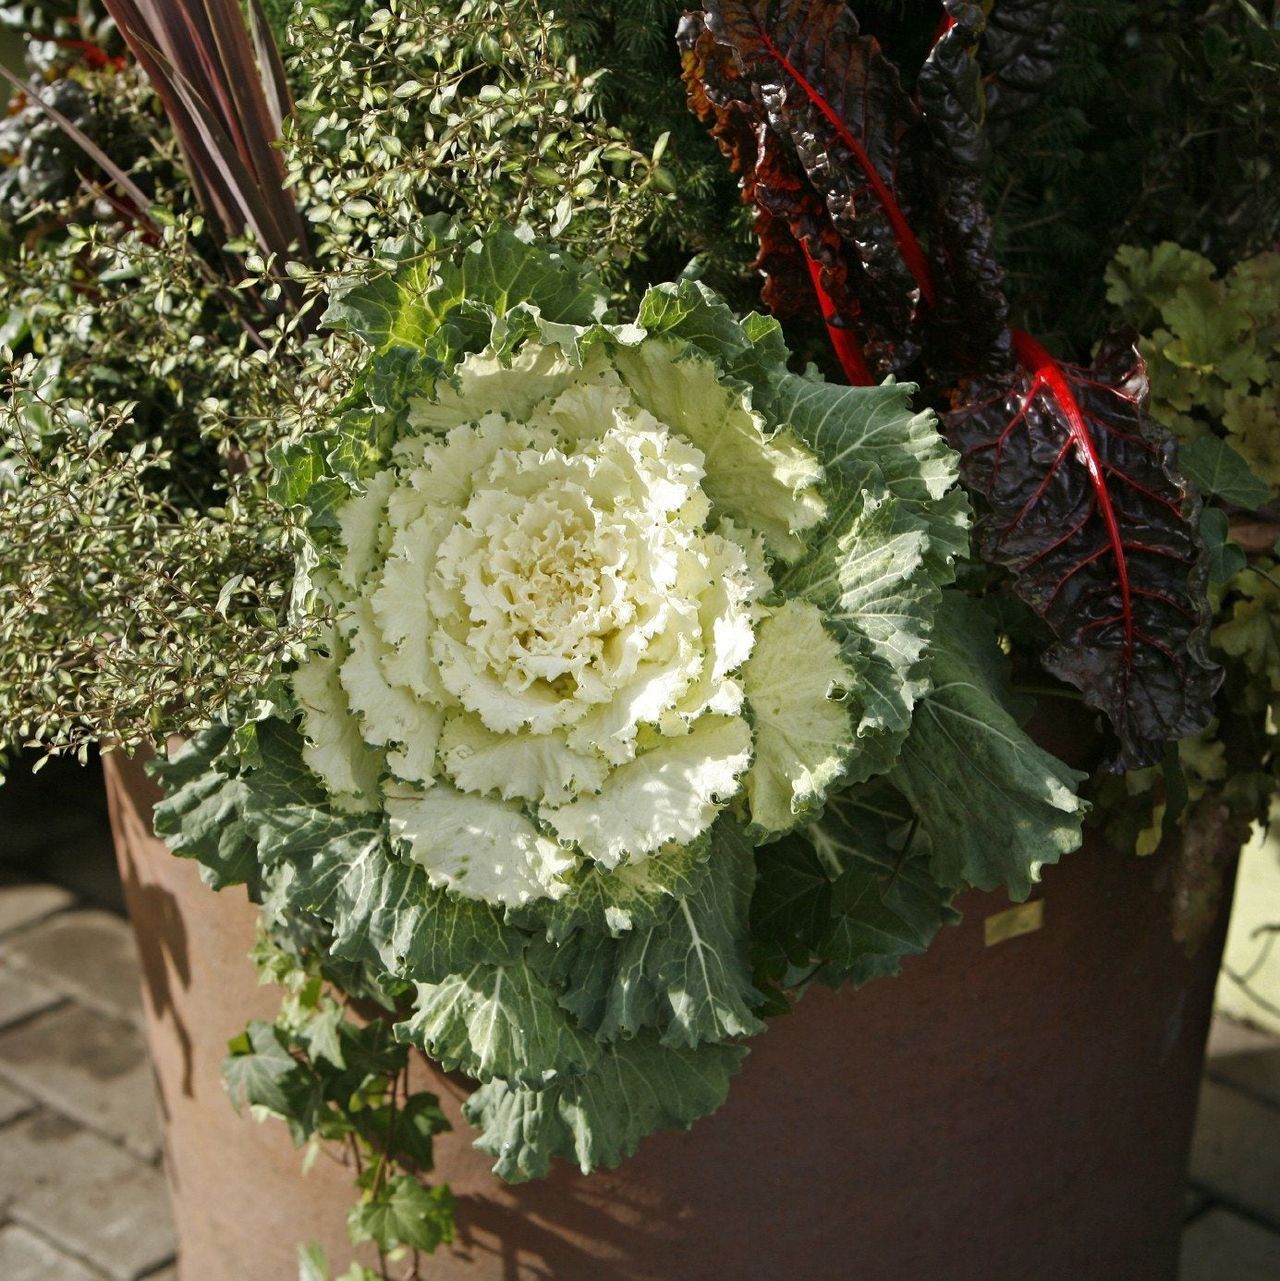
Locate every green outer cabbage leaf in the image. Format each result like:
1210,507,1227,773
890,593,1089,900
463,1035,748,1183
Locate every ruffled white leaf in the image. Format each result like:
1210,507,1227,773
668,529,766,728
337,469,396,591
393,413,535,506
338,598,443,784
369,515,456,705
544,714,752,867
612,339,825,560
292,631,382,812
386,782,576,907
743,600,857,834
437,711,607,804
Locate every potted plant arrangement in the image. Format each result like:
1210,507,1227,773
2,2,1277,1279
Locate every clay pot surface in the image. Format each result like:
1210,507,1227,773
104,749,1230,1281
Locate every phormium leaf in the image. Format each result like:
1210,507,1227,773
945,330,1221,769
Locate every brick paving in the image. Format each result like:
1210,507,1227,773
0,754,1277,1279
0,756,174,1281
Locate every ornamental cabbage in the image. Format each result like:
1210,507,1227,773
289,230,963,910
156,223,1088,1184
295,333,849,906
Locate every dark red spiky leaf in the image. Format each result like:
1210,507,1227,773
679,0,1010,386
101,0,309,278
945,330,1220,769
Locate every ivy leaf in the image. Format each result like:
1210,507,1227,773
224,1021,310,1119
350,1094,449,1172
298,1246,382,1281
395,962,601,1086
464,1036,747,1182
1200,509,1246,588
1178,436,1270,511
347,1176,455,1254
297,1001,345,1071
890,593,1088,899
297,1244,330,1281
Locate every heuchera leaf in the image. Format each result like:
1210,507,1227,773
945,332,1221,768
1177,436,1270,512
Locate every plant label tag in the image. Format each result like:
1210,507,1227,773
984,900,1044,947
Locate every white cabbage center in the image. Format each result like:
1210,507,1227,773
292,347,808,906
431,424,715,739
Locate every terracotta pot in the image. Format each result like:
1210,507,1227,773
105,749,1232,1281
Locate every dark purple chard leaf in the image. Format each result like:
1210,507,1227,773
916,2,1012,389
680,0,930,378
679,0,1010,386
980,0,1066,137
945,329,1220,769
679,13,876,384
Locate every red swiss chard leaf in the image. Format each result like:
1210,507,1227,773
915,3,1012,390
681,1,1218,771
678,0,1010,386
680,21,875,384
979,0,1066,139
945,330,1220,769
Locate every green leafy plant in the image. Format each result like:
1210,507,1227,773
0,0,677,769
680,0,1219,770
4,2,1277,1275
278,0,671,284
1106,244,1280,489
153,226,1087,1230
228,933,455,1273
